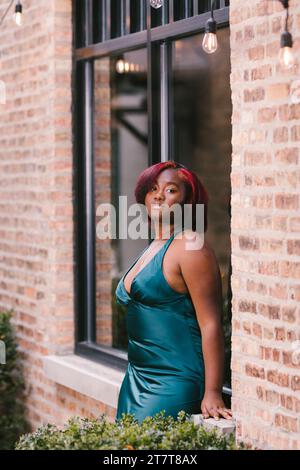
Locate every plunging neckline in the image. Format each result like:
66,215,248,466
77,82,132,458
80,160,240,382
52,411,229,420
122,233,175,297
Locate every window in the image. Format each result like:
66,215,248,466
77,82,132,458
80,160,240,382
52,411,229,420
93,49,149,351
74,0,231,404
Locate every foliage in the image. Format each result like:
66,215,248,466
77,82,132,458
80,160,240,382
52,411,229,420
0,310,29,450
16,409,250,450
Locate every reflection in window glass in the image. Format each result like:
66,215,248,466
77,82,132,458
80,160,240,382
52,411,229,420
172,28,232,388
93,49,148,351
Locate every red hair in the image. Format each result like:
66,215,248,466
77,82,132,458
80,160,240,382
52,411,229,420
134,161,209,233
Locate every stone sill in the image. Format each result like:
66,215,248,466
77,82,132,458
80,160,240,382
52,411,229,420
43,354,235,435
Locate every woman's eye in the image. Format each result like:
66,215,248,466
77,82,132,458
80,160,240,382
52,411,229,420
150,186,176,193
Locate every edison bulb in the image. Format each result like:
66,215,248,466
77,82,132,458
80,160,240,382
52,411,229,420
279,46,294,69
116,60,125,73
150,0,163,9
14,11,22,25
14,3,23,26
202,32,218,54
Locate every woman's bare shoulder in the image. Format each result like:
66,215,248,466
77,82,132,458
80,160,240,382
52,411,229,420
174,229,214,255
172,230,220,280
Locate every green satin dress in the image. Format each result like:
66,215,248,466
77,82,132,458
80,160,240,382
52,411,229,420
115,230,205,424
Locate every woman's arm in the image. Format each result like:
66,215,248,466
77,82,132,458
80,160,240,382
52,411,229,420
178,231,232,420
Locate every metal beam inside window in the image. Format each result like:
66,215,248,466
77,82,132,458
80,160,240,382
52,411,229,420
76,7,230,61
82,0,96,343
82,0,228,47
140,0,147,30
193,0,198,15
160,41,172,162
168,0,174,23
104,0,111,41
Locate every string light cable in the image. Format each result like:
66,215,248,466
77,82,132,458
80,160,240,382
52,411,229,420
0,0,14,28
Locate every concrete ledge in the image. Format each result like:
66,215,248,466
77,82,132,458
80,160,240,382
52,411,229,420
44,354,235,436
192,414,236,436
43,354,124,409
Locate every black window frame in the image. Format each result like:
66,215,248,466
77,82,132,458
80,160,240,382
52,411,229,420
73,0,232,403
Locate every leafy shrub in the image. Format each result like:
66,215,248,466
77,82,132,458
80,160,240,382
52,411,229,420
0,310,28,449
16,410,250,450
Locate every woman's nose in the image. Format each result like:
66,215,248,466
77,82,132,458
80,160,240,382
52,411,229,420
154,191,164,201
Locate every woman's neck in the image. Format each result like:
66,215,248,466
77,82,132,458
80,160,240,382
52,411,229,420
153,224,175,240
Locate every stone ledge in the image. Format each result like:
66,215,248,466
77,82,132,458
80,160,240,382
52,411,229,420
43,354,124,409
44,354,236,436
192,414,236,436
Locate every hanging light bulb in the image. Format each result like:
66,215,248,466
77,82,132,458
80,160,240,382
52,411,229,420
150,0,163,9
14,1,23,26
279,31,294,69
278,0,294,70
202,1,218,54
116,59,125,74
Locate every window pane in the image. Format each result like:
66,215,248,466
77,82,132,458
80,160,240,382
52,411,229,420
198,0,217,14
174,0,193,21
93,0,105,43
151,2,163,27
171,28,232,387
130,0,146,33
75,0,87,48
111,0,124,38
93,49,148,351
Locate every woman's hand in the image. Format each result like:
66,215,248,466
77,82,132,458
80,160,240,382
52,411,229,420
201,390,233,420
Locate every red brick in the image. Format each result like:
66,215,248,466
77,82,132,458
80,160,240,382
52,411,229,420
267,370,289,388
257,106,277,122
245,363,265,379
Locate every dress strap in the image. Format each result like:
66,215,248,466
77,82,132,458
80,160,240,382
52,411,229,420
160,227,182,254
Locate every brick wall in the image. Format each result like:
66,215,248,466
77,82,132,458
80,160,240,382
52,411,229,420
230,0,300,450
0,0,115,429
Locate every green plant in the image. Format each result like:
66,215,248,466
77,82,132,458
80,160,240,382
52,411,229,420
16,409,250,450
0,309,29,450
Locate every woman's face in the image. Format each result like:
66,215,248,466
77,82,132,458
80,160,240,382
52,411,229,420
144,168,186,223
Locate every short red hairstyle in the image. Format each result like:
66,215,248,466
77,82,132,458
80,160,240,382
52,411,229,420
134,161,209,233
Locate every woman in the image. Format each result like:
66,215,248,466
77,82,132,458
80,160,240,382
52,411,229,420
115,161,232,424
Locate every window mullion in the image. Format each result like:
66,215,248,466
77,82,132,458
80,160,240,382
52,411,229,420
119,0,126,36
140,0,146,30
184,0,193,18
124,0,130,35
160,41,172,162
168,0,174,23
105,0,111,40
83,0,96,343
193,0,198,15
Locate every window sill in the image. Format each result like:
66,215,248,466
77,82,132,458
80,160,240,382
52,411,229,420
43,354,124,409
43,354,235,435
